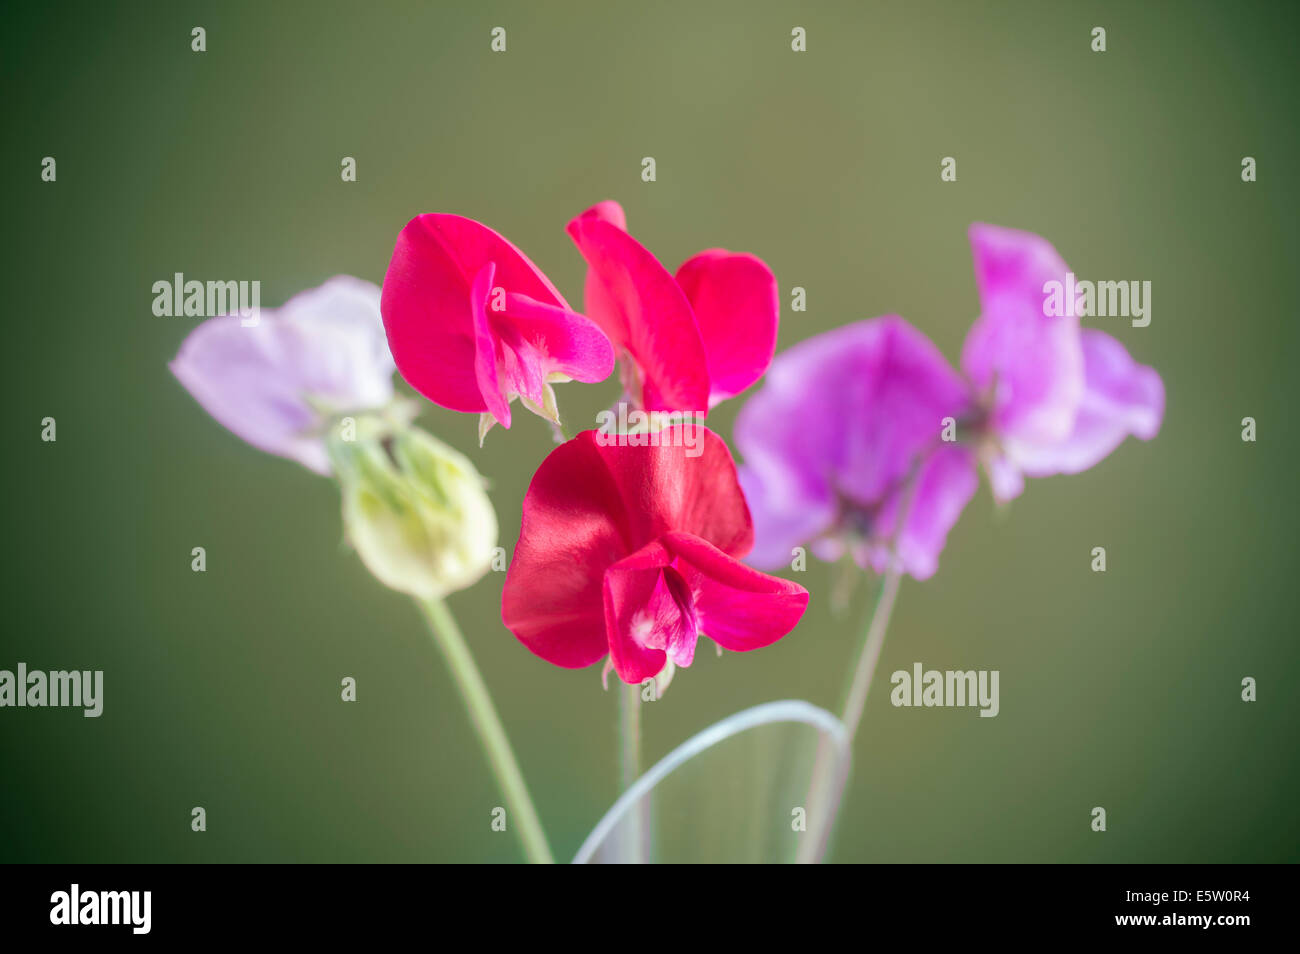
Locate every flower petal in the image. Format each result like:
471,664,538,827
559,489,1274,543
674,250,779,405
961,223,1084,446
170,276,392,474
736,464,837,571
659,531,808,653
591,425,753,557
566,203,710,413
501,293,616,386
602,539,677,683
735,316,971,563
863,445,978,580
469,262,512,428
381,214,571,413
502,434,628,669
502,426,757,674
1011,329,1164,477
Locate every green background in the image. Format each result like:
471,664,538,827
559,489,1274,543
4,0,1297,863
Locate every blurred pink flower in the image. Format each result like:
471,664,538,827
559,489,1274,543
963,224,1164,501
737,225,1164,579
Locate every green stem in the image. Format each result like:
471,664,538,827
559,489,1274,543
799,456,924,862
797,570,902,862
618,682,646,862
840,566,902,738
418,597,554,864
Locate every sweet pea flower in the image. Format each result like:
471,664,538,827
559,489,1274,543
567,201,779,414
737,225,1164,579
170,276,395,474
502,426,808,686
381,214,616,440
736,317,978,580
961,224,1164,501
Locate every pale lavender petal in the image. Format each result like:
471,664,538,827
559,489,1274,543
961,224,1084,447
170,276,394,474
1010,329,1164,478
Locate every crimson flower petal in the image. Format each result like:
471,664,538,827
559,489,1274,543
659,532,808,653
567,203,711,413
675,250,779,406
503,427,806,683
469,262,512,428
502,435,627,670
603,540,679,683
500,293,616,386
383,213,608,429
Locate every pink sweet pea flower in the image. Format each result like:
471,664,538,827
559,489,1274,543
502,426,808,685
737,225,1164,579
961,224,1165,501
566,201,779,414
737,317,978,580
381,214,616,437
170,276,395,474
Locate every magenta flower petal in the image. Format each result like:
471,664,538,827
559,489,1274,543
1010,329,1164,478
499,292,619,386
382,213,613,428
170,276,393,474
675,250,779,406
961,223,1084,447
659,531,808,653
469,262,513,428
602,531,807,683
603,540,686,682
567,203,711,413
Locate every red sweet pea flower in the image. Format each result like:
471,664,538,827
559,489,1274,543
502,426,809,685
381,214,615,436
566,201,780,415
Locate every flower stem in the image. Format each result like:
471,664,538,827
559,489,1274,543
417,597,554,864
797,569,902,862
618,682,647,862
840,566,902,739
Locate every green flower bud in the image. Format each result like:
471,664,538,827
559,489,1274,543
327,419,497,600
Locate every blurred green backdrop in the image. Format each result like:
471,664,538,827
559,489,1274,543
3,0,1297,863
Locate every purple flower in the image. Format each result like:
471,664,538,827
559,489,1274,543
170,276,395,474
961,224,1165,501
737,225,1164,579
736,316,977,580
